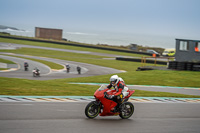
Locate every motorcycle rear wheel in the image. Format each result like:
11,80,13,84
119,102,134,119
85,101,100,119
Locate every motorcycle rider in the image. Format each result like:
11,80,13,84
106,75,129,112
77,66,81,74
34,67,40,72
33,67,40,76
66,64,70,73
24,61,29,71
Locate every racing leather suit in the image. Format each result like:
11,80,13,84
107,80,129,103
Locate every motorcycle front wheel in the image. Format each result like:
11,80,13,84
119,102,134,119
85,101,100,119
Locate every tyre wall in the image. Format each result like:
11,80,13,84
168,61,200,71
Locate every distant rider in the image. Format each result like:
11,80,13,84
24,61,29,71
77,66,81,74
33,67,40,74
66,64,70,73
106,75,129,112
34,67,39,72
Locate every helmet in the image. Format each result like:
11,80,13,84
118,77,124,83
110,75,119,86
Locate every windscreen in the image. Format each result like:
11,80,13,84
98,85,107,91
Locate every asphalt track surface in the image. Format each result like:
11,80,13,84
0,53,122,80
0,102,200,133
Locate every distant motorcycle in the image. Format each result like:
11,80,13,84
77,66,81,74
24,66,28,71
24,62,29,71
32,69,40,77
66,64,70,73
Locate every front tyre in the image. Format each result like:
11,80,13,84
85,101,100,119
119,102,134,119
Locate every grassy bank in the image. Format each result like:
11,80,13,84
0,37,200,97
0,58,16,70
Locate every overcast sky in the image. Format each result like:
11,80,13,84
0,0,200,38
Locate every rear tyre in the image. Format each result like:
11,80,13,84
85,101,100,119
119,102,134,119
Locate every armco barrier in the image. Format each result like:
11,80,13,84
116,57,167,65
0,35,152,56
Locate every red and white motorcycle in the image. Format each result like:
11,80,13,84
85,85,135,119
32,69,40,77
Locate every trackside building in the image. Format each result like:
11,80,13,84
35,27,63,40
175,39,200,62
168,39,200,71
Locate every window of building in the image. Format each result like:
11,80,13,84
179,41,189,51
195,42,200,52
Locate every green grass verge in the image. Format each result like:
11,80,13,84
0,58,15,64
0,68,8,70
0,58,15,71
0,77,199,98
0,37,149,58
0,47,108,61
61,70,200,88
